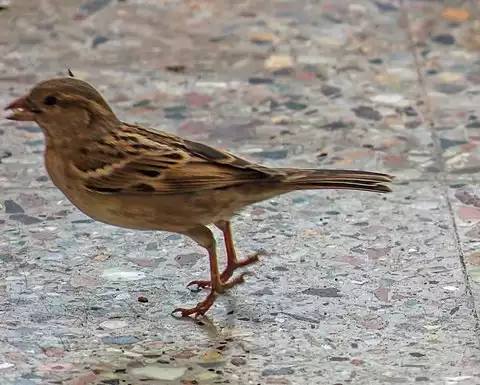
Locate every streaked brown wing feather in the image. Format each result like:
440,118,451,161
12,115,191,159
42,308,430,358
71,124,283,195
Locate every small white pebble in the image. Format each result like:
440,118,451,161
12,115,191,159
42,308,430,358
443,286,459,291
371,93,410,107
114,293,131,301
99,320,128,330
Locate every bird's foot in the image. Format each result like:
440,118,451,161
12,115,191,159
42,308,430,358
172,290,216,319
187,271,251,290
221,252,263,281
186,252,263,289
173,273,250,318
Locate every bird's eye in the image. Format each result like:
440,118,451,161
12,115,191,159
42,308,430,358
44,95,58,106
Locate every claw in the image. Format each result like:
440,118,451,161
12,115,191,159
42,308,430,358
187,279,212,292
173,272,253,319
219,252,262,282
185,252,262,290
172,291,216,318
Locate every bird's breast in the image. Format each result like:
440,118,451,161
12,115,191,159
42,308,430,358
44,149,73,192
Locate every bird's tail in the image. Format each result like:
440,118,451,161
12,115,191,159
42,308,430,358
281,168,393,193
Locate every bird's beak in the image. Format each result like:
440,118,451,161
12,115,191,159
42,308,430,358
4,95,37,121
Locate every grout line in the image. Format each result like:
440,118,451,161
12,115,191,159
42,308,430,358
399,0,480,337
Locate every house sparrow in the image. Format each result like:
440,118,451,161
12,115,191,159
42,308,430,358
4,77,393,318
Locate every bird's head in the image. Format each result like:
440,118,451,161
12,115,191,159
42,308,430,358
4,77,118,145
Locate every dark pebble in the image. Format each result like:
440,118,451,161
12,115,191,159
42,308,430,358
248,77,274,85
250,39,273,46
231,357,247,366
71,219,95,224
263,97,280,109
351,246,365,253
439,138,468,150
92,35,108,48
272,68,294,76
325,210,340,215
0,150,12,162
24,140,44,147
79,0,111,13
405,120,422,129
164,106,186,119
9,214,41,225
133,99,151,108
352,106,382,121
0,253,14,262
321,85,342,97
165,64,186,73
369,57,383,64
261,367,295,376
466,121,480,128
466,71,480,84
323,14,343,24
409,352,426,357
100,380,120,385
320,120,352,130
101,336,139,344
4,200,25,214
284,101,307,110
431,34,455,45
17,125,42,133
454,191,480,207
403,106,418,116
209,34,230,43
145,242,158,251
302,287,342,297
374,1,398,11
251,150,288,160
294,34,310,42
435,83,466,94
353,221,369,226
449,306,460,315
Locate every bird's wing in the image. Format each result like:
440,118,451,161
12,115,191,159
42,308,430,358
70,124,285,195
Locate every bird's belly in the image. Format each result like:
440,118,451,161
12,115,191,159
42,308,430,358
59,187,247,232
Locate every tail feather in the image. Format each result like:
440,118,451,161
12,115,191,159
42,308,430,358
282,169,393,193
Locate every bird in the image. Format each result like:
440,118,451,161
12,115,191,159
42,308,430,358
4,76,393,318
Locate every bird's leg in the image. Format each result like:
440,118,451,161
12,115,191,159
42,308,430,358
173,226,247,318
216,220,262,282
188,220,262,289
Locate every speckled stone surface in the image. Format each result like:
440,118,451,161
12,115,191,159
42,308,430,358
1,1,480,384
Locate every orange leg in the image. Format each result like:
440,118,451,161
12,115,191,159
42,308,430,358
187,220,262,289
172,225,253,318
